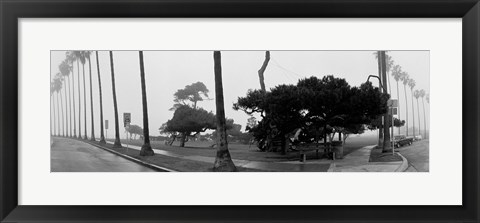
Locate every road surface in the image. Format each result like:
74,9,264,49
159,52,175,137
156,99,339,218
396,139,429,172
51,137,156,172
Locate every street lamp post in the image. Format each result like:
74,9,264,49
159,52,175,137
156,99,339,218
366,75,394,154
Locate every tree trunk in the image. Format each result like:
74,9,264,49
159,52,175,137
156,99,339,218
258,51,270,92
64,79,69,137
109,51,122,148
411,89,416,138
180,133,187,147
70,67,76,138
138,51,154,156
96,51,106,144
396,81,401,135
77,60,82,139
380,51,392,153
56,93,60,136
416,98,421,138
60,91,65,137
52,95,56,136
213,51,236,172
422,98,427,139
376,51,384,147
82,63,88,140
169,135,176,146
88,56,95,141
403,84,409,136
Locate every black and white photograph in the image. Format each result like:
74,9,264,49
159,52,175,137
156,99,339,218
50,50,429,172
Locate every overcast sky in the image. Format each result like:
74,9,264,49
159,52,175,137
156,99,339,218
50,51,429,138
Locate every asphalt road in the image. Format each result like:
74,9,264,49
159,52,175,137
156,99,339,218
396,139,429,172
51,137,156,172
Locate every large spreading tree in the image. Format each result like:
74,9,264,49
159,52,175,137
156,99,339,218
235,75,389,157
163,105,216,147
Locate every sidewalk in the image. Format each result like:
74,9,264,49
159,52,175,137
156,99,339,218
326,146,408,172
92,140,407,172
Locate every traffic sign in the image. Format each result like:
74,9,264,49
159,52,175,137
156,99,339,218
389,107,398,115
105,120,109,129
387,99,398,107
123,113,131,127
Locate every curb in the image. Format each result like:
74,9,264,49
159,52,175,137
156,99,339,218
395,152,409,172
80,139,177,172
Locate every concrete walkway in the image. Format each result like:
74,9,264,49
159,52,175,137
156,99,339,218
104,140,406,172
327,146,407,172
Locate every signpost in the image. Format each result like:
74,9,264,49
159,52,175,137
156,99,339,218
105,120,109,139
123,113,131,150
123,113,131,127
388,99,398,155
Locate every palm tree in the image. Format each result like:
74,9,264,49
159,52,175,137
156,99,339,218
79,51,89,140
53,75,63,136
391,64,402,135
95,51,106,144
401,72,410,136
138,51,154,156
72,51,83,139
414,90,421,138
66,52,77,138
408,79,416,138
109,51,122,148
86,51,95,141
50,81,56,136
374,51,383,146
379,51,392,153
420,89,427,139
59,60,71,137
56,74,65,137
373,52,394,94
258,51,270,92
213,51,237,171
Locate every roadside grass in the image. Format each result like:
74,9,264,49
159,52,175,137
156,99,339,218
92,141,264,172
106,134,377,163
368,146,403,162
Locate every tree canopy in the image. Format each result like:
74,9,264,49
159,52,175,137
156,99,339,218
172,82,209,110
234,75,390,151
164,105,216,135
126,124,143,139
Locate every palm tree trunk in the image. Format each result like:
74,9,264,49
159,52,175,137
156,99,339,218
422,98,427,139
88,56,95,141
64,79,69,137
387,71,392,95
77,60,82,139
376,51,383,146
403,84,409,136
380,51,391,153
60,90,65,137
138,51,154,156
56,93,61,136
411,89,415,138
416,98,421,138
213,51,236,172
258,51,270,92
52,95,56,136
96,51,106,144
396,81,401,135
70,70,76,138
109,51,122,148
82,63,88,140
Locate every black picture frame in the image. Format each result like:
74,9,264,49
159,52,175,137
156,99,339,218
1,0,479,222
